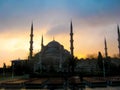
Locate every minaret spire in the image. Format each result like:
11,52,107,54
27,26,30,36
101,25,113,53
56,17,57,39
117,25,120,57
29,22,34,60
104,37,108,58
70,21,74,57
41,35,44,50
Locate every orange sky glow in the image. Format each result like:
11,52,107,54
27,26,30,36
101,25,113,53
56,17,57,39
0,25,118,67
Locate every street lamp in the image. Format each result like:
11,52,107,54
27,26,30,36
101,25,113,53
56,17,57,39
12,63,14,78
102,59,105,78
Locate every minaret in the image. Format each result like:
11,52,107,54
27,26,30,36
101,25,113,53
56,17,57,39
117,25,120,57
29,22,34,60
104,38,108,58
70,21,74,57
41,35,44,50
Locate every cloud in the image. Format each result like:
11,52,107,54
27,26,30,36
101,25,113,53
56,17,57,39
46,24,69,36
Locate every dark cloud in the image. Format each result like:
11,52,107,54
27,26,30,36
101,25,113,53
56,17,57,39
46,24,69,36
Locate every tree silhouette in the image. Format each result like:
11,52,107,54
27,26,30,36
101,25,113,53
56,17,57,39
97,52,103,70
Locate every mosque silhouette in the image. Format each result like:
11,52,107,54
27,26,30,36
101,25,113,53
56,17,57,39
11,22,120,77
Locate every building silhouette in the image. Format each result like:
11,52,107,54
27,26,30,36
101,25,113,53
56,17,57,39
31,21,74,72
12,21,74,73
11,22,120,76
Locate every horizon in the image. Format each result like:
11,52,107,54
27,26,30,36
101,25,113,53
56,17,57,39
0,0,120,67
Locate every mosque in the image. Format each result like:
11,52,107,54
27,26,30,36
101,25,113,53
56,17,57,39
11,21,120,75
30,22,74,73
12,21,74,74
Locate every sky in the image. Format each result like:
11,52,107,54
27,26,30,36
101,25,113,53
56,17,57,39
0,0,120,67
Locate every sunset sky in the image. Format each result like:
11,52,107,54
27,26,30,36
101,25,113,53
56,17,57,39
0,0,120,67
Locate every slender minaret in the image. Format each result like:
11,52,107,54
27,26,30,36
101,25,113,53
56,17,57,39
104,38,108,58
117,25,120,57
41,35,44,50
29,22,34,60
70,21,74,57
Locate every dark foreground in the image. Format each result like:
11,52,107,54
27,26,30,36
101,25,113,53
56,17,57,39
0,76,120,89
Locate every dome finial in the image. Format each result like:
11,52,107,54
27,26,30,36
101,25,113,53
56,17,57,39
53,36,55,41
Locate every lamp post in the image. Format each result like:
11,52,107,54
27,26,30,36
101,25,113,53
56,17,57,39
102,59,105,78
12,63,14,78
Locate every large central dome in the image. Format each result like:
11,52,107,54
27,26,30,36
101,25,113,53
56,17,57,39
47,40,61,48
34,40,71,72
43,40,64,57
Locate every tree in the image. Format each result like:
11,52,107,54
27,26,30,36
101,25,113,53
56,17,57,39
97,52,103,70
